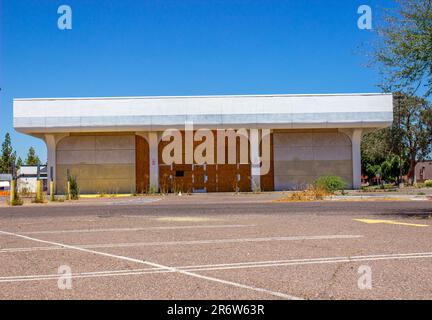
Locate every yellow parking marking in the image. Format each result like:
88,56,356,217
354,219,429,228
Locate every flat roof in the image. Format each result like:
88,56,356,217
14,92,392,101
14,93,394,133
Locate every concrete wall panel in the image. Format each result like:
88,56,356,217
273,147,314,161
57,150,96,165
274,131,352,190
56,134,135,194
95,135,135,150
57,136,96,151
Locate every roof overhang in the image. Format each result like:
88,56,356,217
13,93,394,134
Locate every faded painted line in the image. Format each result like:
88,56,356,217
354,219,429,227
19,224,256,235
0,234,363,254
109,198,162,205
0,230,302,300
2,252,432,283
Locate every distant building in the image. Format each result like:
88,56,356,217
0,174,12,191
17,165,47,193
415,161,432,183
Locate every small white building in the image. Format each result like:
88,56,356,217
17,165,47,193
0,174,12,191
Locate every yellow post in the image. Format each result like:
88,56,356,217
50,181,55,201
9,180,15,205
36,180,42,202
67,181,71,200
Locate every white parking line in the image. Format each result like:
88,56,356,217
0,230,302,300
0,234,363,253
1,251,432,283
20,224,256,235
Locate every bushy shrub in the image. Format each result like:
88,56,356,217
425,180,432,188
33,192,45,204
9,196,23,206
19,186,32,197
314,176,347,193
8,181,23,206
68,175,79,200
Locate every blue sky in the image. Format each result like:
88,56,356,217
0,0,395,162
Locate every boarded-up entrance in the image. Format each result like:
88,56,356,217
158,130,254,193
135,135,150,193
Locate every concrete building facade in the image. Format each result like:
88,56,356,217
13,93,393,194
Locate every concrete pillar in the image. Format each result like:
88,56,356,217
45,134,57,194
148,132,159,192
44,133,68,195
250,129,261,192
351,129,363,189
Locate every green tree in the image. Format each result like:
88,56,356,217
375,0,432,96
395,93,432,183
361,93,431,184
380,155,402,182
25,147,41,166
365,163,382,182
361,129,395,167
0,133,16,174
16,157,23,169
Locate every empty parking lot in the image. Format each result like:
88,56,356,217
0,194,431,300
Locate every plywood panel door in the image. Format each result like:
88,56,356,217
135,135,150,193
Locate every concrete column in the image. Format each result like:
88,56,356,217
44,134,57,195
250,129,261,192
351,129,363,189
44,133,68,195
148,132,159,191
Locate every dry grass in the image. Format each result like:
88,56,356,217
276,186,331,202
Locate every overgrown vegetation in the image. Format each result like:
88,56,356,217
33,191,45,204
360,184,398,193
68,175,79,200
425,180,432,188
8,181,23,206
313,176,347,193
362,94,431,185
364,0,432,186
284,186,330,202
9,196,23,206
277,175,347,202
374,0,432,97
